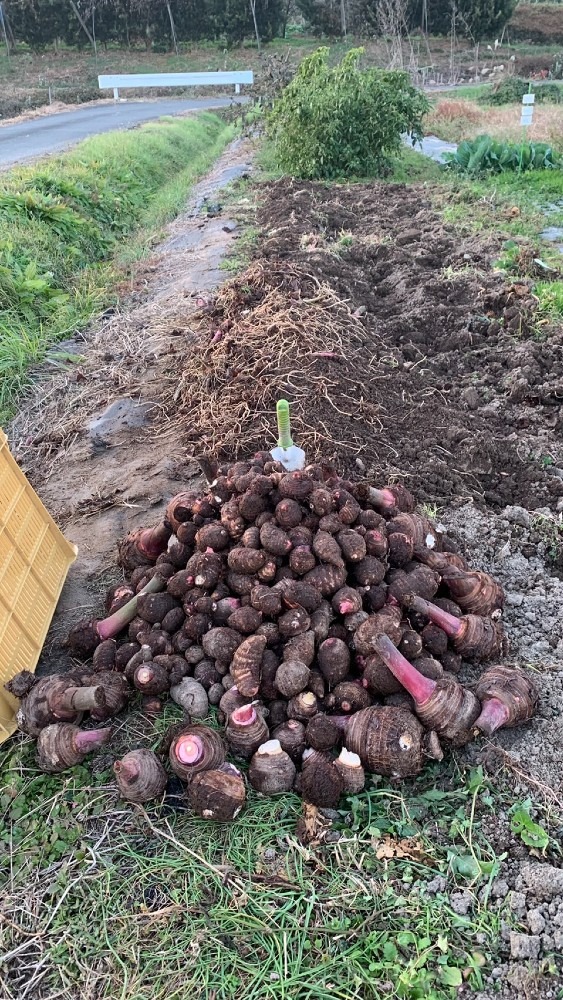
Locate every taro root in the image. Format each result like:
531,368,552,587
227,571,257,595
336,529,366,563
318,638,350,687
331,681,372,714
289,546,317,576
227,606,263,634
334,488,360,525
473,666,538,736
260,522,292,557
374,634,480,746
202,627,242,667
388,512,440,553
134,660,169,695
278,607,311,638
412,656,443,682
231,635,266,698
208,683,224,706
438,565,504,618
92,639,117,673
115,642,141,671
169,724,225,781
310,603,332,644
227,548,266,575
441,650,462,675
275,498,303,529
283,630,315,667
213,597,241,625
11,676,107,737
421,623,448,658
188,762,246,821
354,606,402,657
364,529,388,560
193,660,222,689
304,562,347,596
434,597,462,618
250,585,282,617
300,749,343,808
37,724,111,773
362,655,401,697
257,559,278,583
88,672,130,721
334,749,365,794
260,649,281,701
167,570,193,598
277,580,322,614
341,705,431,778
248,740,296,793
226,704,269,759
289,525,313,547
332,587,362,616
186,551,224,590
167,537,193,569
68,575,166,657
387,566,440,605
142,695,164,717
274,660,309,699
242,525,261,549
287,691,318,722
343,609,369,632
161,607,185,634
272,719,306,761
256,622,280,647
166,491,197,531
309,488,334,516
239,491,268,521
305,714,342,751
405,596,504,661
177,521,198,545
196,523,229,551
219,686,248,719
221,500,245,540
353,557,385,588
356,483,415,516
362,584,388,614
170,678,209,718
398,630,423,661
114,749,167,803
117,521,172,572
312,531,343,567
278,472,314,501
105,584,135,615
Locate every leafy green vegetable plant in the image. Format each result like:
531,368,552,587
443,135,560,176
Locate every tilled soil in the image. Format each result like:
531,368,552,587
187,177,563,511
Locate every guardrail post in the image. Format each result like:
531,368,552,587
113,87,119,101
235,83,240,94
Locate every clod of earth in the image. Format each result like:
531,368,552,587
5,454,539,820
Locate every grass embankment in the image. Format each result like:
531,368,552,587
0,111,234,421
2,702,559,1000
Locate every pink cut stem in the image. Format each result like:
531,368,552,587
97,574,165,640
75,728,112,753
366,486,396,513
407,596,463,639
175,734,203,764
473,697,509,736
139,522,172,561
231,705,256,726
113,757,139,782
374,633,436,705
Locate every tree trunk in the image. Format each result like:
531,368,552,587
249,0,261,51
165,0,178,56
340,0,347,37
69,0,96,51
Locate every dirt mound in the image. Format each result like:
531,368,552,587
180,177,563,510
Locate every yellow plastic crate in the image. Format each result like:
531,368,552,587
0,429,77,744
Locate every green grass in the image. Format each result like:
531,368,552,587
5,704,553,1000
0,112,234,422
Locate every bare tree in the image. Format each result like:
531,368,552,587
250,0,261,50
375,0,418,78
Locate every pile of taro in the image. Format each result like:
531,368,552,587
7,454,538,822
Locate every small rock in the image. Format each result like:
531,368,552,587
506,592,524,607
509,890,527,915
497,540,512,560
222,220,238,233
426,875,447,895
492,879,510,899
449,890,472,915
509,932,541,960
263,848,276,861
527,909,546,935
553,929,563,950
461,387,480,410
503,505,531,528
491,967,503,979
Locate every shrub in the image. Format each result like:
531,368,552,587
443,134,560,175
267,47,429,180
482,77,563,106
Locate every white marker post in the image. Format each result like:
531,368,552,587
519,91,535,172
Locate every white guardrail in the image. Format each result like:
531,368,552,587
98,71,254,101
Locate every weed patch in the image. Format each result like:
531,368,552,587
0,112,233,421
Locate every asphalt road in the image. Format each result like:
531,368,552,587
0,97,246,167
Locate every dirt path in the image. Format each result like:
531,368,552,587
9,136,253,666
